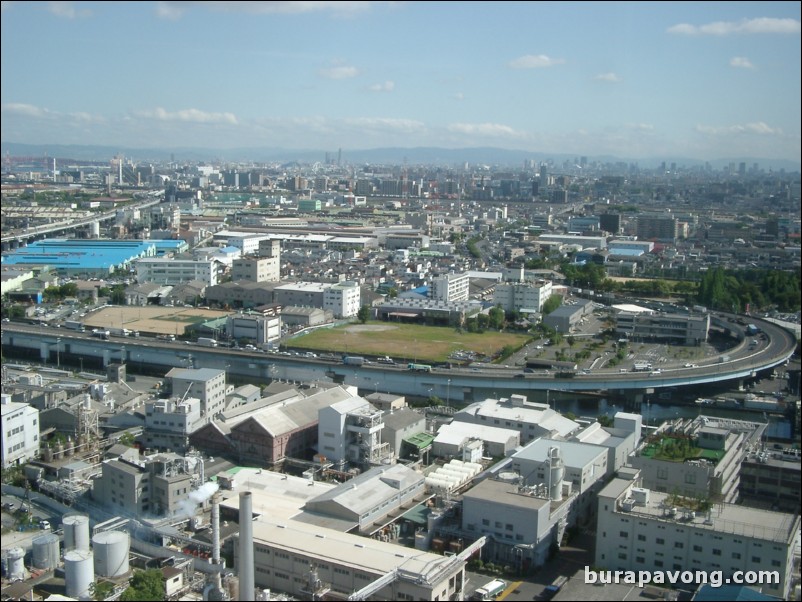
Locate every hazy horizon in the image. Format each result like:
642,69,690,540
2,2,800,165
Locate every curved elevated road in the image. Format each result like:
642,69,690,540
2,312,796,402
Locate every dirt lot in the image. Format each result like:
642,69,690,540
82,306,229,336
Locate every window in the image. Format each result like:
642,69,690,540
657,468,669,480
636,556,645,564
637,535,646,541
674,542,684,549
712,549,721,556
732,552,741,559
656,538,665,545
751,557,761,563
694,545,703,552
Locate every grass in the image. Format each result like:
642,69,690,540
287,321,531,364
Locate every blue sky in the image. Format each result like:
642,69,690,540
2,1,800,164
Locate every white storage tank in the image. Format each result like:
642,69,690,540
63,514,91,551
6,547,25,581
32,533,60,570
64,549,94,599
92,530,130,577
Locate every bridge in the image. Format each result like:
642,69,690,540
2,313,795,403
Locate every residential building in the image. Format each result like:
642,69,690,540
430,273,470,303
231,255,280,283
636,214,680,242
595,474,799,599
323,280,361,318
493,280,553,313
1,395,40,468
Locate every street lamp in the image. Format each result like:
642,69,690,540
56,338,61,369
447,379,452,408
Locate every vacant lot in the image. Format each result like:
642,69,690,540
288,322,531,363
82,306,228,336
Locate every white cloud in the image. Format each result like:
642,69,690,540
508,54,565,69
47,1,92,19
667,17,801,36
342,117,426,133
156,1,383,19
134,107,238,125
2,103,51,118
730,56,755,69
447,122,523,138
594,72,621,83
625,123,654,131
696,122,783,136
368,80,395,92
453,92,465,101
319,65,359,79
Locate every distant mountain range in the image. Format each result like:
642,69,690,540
2,141,799,172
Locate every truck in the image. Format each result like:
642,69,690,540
633,362,652,372
746,324,760,336
543,576,568,599
64,320,84,331
108,327,130,337
407,363,432,372
197,337,218,348
474,579,507,601
91,329,110,340
343,356,366,366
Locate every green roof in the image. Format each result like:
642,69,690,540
403,432,435,449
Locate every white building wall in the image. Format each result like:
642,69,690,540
136,258,217,286
324,281,361,318
1,399,40,468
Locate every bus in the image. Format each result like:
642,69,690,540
407,363,432,372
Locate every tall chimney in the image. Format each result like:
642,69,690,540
211,492,222,592
239,491,254,601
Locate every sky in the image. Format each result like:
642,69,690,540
1,1,800,165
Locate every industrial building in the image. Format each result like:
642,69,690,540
1,394,40,468
432,421,520,459
135,256,218,286
452,395,580,445
318,396,390,469
461,476,574,571
165,367,228,422
596,472,799,600
627,416,766,503
614,307,710,346
493,279,553,313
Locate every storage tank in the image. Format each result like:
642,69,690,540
32,533,60,570
90,221,100,238
63,514,91,551
64,549,94,598
92,530,130,577
6,547,25,581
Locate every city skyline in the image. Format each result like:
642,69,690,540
1,1,800,166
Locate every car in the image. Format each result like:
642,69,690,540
39,520,51,530
684,363,697,368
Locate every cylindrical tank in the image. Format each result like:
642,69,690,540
32,533,60,570
92,531,130,577
63,514,91,551
6,547,25,581
53,442,64,460
64,549,94,598
90,221,100,237
65,436,74,457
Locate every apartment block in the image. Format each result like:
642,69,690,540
1,396,40,468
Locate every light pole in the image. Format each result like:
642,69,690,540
447,379,451,408
374,381,379,395
56,338,61,369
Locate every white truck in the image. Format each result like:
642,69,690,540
197,337,218,347
474,579,506,601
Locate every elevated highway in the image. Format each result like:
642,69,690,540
2,314,795,403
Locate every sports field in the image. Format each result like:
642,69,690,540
288,322,531,363
82,306,228,336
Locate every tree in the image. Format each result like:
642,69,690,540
357,305,370,324
121,569,165,602
541,295,562,315
488,306,505,330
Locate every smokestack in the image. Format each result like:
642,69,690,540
211,492,222,595
238,491,254,601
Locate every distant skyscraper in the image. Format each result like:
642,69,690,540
739,162,746,175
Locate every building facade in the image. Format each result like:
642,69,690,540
323,281,361,319
136,257,218,286
1,396,40,468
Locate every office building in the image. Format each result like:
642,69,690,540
1,396,40,468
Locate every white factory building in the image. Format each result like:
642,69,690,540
596,472,800,600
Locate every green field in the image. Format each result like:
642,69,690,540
287,322,531,363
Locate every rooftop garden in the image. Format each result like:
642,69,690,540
640,433,725,464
